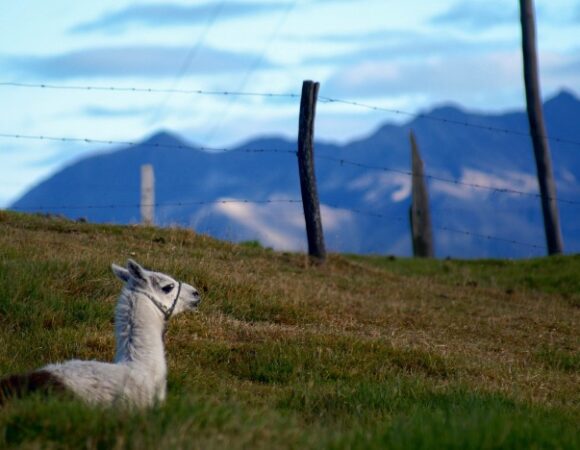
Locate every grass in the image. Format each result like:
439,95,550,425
0,211,578,449
349,254,580,306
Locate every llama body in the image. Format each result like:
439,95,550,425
0,260,200,409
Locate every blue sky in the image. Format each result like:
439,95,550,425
0,0,578,206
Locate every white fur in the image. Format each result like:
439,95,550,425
43,259,200,409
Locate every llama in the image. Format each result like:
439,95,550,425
0,259,201,408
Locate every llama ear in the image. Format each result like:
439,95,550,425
127,259,147,282
111,263,130,283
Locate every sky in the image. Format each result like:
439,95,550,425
0,0,578,207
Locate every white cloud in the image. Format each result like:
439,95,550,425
347,173,412,203
7,45,274,79
320,204,355,230
189,197,355,251
430,1,517,30
431,168,538,200
322,49,580,112
215,199,302,250
325,52,521,99
71,3,294,33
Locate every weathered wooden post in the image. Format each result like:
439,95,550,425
409,131,434,258
297,80,326,263
140,164,155,226
519,0,563,255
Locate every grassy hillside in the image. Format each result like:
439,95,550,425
0,211,578,449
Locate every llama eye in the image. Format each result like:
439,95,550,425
161,284,174,294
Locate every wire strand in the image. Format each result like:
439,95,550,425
318,96,580,148
1,81,578,146
202,0,299,144
327,203,547,250
1,132,577,205
0,132,297,155
0,82,300,99
149,0,227,124
9,199,303,211
315,154,580,205
7,199,546,250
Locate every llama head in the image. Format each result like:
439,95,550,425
111,259,201,319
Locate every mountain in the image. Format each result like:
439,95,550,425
11,90,580,258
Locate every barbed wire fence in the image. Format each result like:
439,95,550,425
2,130,579,204
1,80,577,258
2,81,580,147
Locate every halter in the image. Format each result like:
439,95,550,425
140,282,182,322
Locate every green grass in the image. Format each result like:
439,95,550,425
0,211,578,449
1,387,576,450
349,254,580,306
535,347,580,373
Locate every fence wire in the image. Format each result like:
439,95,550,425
0,81,300,99
326,204,547,251
317,96,580,148
2,81,579,147
8,199,546,250
315,154,580,206
9,199,302,211
0,132,296,155
1,131,577,206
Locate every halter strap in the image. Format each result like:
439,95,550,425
164,282,182,320
139,282,182,322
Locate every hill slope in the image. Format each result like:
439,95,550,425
11,90,580,258
0,212,578,449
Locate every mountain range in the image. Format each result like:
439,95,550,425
11,89,580,258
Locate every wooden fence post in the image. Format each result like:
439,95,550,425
519,0,563,255
409,131,434,258
141,164,155,226
297,80,326,263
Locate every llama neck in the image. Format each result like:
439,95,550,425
113,288,167,375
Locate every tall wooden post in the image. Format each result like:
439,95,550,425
297,80,326,263
141,164,155,226
409,131,434,258
519,0,563,254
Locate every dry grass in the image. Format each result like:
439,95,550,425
0,211,578,449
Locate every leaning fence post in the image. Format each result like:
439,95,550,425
519,0,563,255
297,80,326,263
140,164,155,226
409,131,434,258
